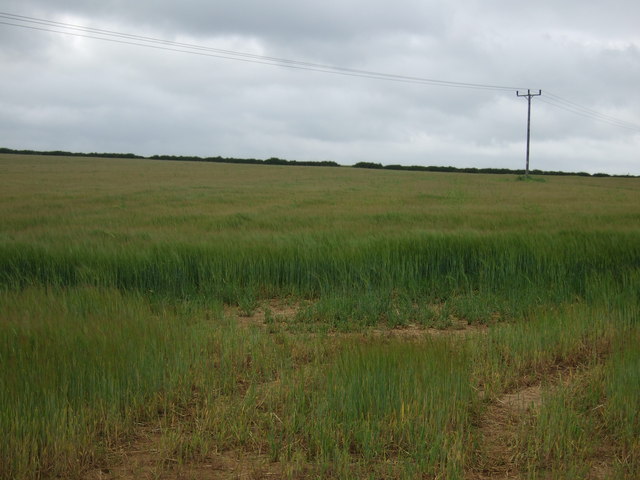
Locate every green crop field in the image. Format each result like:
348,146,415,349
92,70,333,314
1,153,639,479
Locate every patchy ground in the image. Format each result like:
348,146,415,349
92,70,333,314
85,303,616,480
227,299,489,336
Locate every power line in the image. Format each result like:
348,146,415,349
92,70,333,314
1,11,639,133
0,12,522,92
539,98,640,131
540,93,640,132
546,92,634,124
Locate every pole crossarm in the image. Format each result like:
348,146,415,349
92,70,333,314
516,89,542,98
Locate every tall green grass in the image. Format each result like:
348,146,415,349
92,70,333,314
603,331,640,477
0,287,332,479
0,287,201,478
311,339,474,478
1,232,637,308
466,291,639,479
510,319,640,479
2,286,638,478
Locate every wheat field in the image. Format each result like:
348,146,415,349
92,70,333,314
1,153,638,479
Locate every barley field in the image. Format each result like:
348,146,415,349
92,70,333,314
1,153,639,479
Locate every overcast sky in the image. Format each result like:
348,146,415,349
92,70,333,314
1,1,639,174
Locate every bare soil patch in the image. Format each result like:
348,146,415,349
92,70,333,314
372,321,488,339
468,364,614,480
470,401,523,480
226,299,489,338
85,427,282,480
498,384,543,412
469,381,547,480
226,299,301,328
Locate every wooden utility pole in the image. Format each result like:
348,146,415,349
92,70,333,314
517,89,542,177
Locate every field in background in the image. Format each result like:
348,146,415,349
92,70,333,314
1,153,639,479
3,154,639,242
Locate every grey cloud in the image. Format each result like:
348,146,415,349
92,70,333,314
3,0,446,41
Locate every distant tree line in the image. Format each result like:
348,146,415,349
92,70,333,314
353,162,634,178
0,147,634,177
0,147,143,159
148,154,340,168
0,148,339,168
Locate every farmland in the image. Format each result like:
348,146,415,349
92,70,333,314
1,153,639,479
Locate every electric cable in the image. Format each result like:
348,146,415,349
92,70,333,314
1,11,639,132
